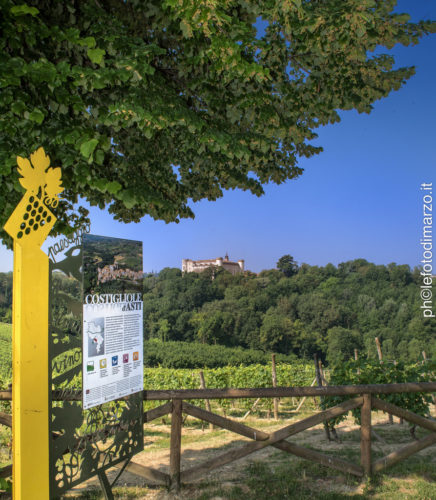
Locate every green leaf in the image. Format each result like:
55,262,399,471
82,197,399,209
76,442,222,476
93,178,107,191
80,139,98,158
0,477,12,491
180,20,193,38
106,181,122,194
11,101,26,115
87,48,106,64
94,149,105,165
28,108,45,124
10,4,39,16
79,36,96,49
118,189,136,208
356,25,366,38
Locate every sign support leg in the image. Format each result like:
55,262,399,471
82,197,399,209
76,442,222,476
12,244,50,499
4,147,63,500
98,470,115,500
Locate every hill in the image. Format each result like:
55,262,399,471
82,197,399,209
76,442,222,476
0,259,434,365
142,260,435,364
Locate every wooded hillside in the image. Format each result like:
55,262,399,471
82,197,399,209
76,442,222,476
142,259,434,364
0,258,433,364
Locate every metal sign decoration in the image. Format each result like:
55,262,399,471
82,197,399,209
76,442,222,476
4,147,144,499
48,234,144,497
4,147,63,500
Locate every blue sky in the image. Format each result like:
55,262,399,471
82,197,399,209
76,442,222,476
1,1,434,274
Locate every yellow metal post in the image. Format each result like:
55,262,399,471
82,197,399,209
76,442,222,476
4,147,64,500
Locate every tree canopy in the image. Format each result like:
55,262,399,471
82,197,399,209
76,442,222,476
0,259,434,361
1,1,435,244
277,254,299,277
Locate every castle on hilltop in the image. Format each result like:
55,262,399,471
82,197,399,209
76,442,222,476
182,253,245,275
97,262,143,284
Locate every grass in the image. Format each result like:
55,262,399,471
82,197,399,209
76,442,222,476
1,407,435,499
59,453,436,500
194,458,436,500
0,323,11,342
0,323,11,472
0,425,11,468
196,461,354,500
60,486,151,499
53,407,435,500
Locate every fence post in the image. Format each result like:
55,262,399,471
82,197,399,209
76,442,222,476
314,354,330,441
422,351,436,409
170,400,182,491
354,349,361,375
199,371,213,430
374,338,393,424
375,337,383,364
361,393,372,476
272,354,279,420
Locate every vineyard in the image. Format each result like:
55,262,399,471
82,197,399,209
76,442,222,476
1,320,432,420
0,322,315,415
143,364,315,413
0,324,11,380
142,339,299,368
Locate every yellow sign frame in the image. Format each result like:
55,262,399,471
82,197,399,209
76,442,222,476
4,147,63,500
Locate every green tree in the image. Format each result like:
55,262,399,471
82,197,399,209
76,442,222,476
1,1,435,244
276,255,299,278
190,310,234,345
136,259,436,362
156,318,170,343
259,307,293,353
326,326,361,366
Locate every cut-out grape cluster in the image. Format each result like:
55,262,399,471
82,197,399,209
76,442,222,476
16,195,52,239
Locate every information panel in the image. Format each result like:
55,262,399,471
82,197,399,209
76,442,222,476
82,234,143,409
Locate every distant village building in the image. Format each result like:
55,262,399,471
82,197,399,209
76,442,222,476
97,262,143,284
182,253,245,275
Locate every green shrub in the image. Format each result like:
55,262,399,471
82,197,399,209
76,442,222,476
143,339,298,368
323,359,435,427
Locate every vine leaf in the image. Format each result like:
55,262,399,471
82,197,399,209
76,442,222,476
17,147,63,201
30,146,50,171
45,167,64,199
17,151,46,193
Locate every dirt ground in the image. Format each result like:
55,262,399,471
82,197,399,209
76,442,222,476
63,406,436,499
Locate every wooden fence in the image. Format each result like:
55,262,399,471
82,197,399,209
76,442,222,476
1,382,435,492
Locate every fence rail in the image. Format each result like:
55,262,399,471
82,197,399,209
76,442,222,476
1,382,435,490
1,381,435,402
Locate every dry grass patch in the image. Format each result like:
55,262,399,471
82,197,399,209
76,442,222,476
57,407,436,499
